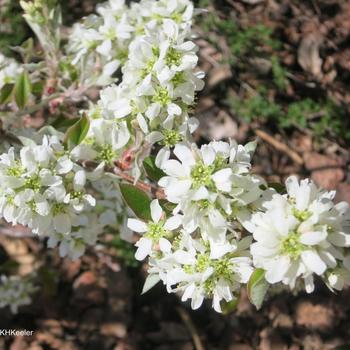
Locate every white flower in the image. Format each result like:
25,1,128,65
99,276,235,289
249,176,350,292
0,275,37,314
147,233,253,312
128,199,182,260
158,141,263,234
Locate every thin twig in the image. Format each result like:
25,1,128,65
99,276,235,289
254,129,304,165
81,160,165,199
176,307,205,350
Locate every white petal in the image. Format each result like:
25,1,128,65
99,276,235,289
299,230,327,245
155,148,170,168
182,283,195,301
53,213,71,234
328,232,350,247
304,275,315,293
174,144,195,166
74,170,86,190
164,215,182,230
150,200,163,223
265,256,290,284
56,157,73,174
135,237,152,260
301,250,327,275
159,238,172,253
200,145,215,165
127,218,148,233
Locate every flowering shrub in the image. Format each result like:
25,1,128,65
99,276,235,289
0,0,349,314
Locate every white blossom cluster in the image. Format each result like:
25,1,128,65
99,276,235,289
0,135,128,259
1,0,350,314
248,176,350,293
0,53,23,90
73,0,204,174
128,140,266,312
127,142,350,312
67,0,196,87
0,274,37,314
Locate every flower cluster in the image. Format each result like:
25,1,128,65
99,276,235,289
0,274,37,314
0,135,129,259
128,199,253,312
248,176,350,293
157,141,265,236
1,0,350,315
73,0,203,175
128,140,267,311
67,0,196,87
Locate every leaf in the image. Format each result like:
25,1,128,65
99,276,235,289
159,199,176,216
268,182,287,194
244,140,257,156
51,115,79,129
247,268,269,310
119,183,151,221
221,298,239,315
0,84,14,104
141,274,160,295
31,81,44,96
143,156,166,182
14,70,31,109
63,113,90,149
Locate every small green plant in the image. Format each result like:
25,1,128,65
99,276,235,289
229,93,350,141
228,93,282,123
199,10,280,62
271,56,288,91
0,2,29,57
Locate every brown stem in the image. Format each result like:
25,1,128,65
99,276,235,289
81,160,165,200
177,307,205,350
254,129,304,165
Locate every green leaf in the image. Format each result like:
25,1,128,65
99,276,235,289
221,298,239,315
0,83,14,104
119,183,151,221
159,199,176,216
141,274,160,294
31,81,44,96
143,156,166,182
63,113,90,149
247,268,269,310
51,115,79,129
14,70,31,109
244,140,257,156
268,182,287,194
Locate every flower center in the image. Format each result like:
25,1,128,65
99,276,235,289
152,87,171,106
6,162,24,177
145,222,167,242
292,208,312,222
52,202,66,215
280,231,305,260
191,163,214,188
172,72,186,87
97,144,116,164
161,129,182,147
165,47,182,67
24,174,41,192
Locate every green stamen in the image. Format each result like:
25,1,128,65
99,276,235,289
280,231,305,260
191,163,214,188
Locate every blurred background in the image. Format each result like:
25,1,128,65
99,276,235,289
1,0,350,349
